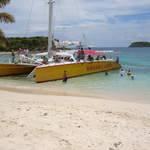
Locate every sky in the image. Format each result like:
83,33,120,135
1,0,150,47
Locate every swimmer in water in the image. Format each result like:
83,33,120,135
105,72,108,76
127,69,132,76
131,74,135,80
120,68,125,76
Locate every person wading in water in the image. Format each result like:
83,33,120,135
63,71,68,83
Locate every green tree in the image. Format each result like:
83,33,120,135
0,0,15,45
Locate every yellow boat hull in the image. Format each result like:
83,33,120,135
0,63,35,76
35,61,121,83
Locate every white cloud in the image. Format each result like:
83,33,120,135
1,0,150,46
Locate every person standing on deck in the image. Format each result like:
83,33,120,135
24,48,29,56
80,48,85,61
11,50,15,63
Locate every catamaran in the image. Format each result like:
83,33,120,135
34,0,121,83
0,63,35,76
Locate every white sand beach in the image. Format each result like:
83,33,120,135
0,88,150,150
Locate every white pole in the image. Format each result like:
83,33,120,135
48,0,55,58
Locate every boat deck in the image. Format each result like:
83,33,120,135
37,59,114,68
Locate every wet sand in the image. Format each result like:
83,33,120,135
0,88,150,150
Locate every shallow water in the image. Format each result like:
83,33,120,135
0,47,150,103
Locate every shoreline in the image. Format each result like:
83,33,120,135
0,85,107,101
0,88,150,150
0,84,150,104
0,52,11,56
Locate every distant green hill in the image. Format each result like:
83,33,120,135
0,36,48,52
0,36,64,52
129,42,150,47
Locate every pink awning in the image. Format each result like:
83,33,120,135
76,50,105,55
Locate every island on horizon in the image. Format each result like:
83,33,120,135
129,42,150,47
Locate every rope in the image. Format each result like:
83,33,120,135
24,0,34,36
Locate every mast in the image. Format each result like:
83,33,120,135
48,0,55,58
82,33,88,48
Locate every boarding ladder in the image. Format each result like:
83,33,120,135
27,68,36,79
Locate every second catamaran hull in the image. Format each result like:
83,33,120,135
0,63,36,76
35,61,121,83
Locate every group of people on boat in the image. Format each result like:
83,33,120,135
76,48,85,61
18,48,29,56
76,48,107,62
52,55,74,63
11,48,30,63
10,45,111,64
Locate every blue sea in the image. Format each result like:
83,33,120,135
0,47,150,103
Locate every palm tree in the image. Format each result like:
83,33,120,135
0,0,15,45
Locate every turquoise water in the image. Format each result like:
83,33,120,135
0,54,10,63
0,47,150,103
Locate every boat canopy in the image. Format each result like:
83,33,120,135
76,50,105,55
55,52,73,57
34,52,48,56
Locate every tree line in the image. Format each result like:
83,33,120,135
0,36,60,52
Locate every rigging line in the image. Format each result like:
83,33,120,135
72,0,82,24
53,0,65,40
55,0,79,41
72,0,88,45
39,0,48,36
72,0,86,43
24,0,34,37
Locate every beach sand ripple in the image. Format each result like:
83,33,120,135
0,89,150,150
